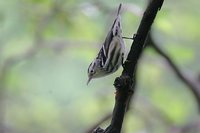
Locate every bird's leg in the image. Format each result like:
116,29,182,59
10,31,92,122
122,33,137,40
122,37,134,40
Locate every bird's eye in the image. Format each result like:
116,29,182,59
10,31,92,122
90,70,94,73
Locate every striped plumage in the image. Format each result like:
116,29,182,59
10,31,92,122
87,3,125,85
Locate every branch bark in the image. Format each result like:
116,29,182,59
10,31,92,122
92,0,164,133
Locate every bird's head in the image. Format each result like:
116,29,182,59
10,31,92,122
87,60,98,85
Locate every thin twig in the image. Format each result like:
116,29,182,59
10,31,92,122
86,113,112,133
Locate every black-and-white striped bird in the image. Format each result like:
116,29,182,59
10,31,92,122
87,3,125,85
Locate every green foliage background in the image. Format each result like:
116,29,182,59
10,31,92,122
0,0,200,133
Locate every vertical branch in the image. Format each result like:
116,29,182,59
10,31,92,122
93,0,164,133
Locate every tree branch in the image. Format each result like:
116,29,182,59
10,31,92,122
87,69,138,133
86,113,112,133
92,0,164,132
148,33,200,111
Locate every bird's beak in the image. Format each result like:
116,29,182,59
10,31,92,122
87,77,92,85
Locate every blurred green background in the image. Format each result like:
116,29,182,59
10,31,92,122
0,0,200,133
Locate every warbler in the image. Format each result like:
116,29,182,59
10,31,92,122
87,3,125,85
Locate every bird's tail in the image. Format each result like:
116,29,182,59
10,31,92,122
111,3,123,36
117,3,122,16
